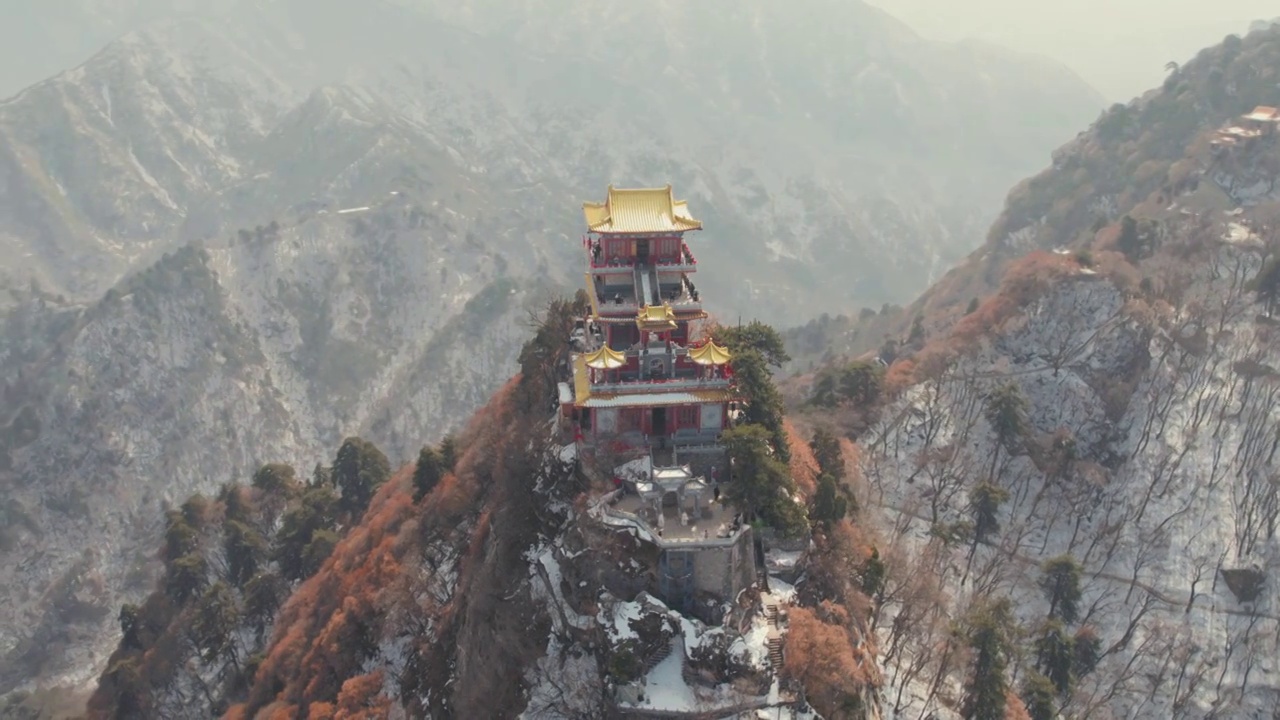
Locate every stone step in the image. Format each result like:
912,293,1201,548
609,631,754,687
765,603,781,629
766,637,784,666
643,640,674,673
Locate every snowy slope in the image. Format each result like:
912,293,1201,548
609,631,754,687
865,249,1280,717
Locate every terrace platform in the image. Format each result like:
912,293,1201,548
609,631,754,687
610,491,741,543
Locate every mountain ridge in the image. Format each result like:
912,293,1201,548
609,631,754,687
782,24,1280,718
1,0,1102,696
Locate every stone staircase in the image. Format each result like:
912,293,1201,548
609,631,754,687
765,602,781,628
764,600,785,669
643,638,674,673
766,635,784,668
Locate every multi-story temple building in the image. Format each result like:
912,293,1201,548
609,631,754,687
559,185,735,468
559,185,756,619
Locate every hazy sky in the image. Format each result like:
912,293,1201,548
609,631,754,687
869,0,1276,102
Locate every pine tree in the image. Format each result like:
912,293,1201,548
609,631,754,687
162,511,199,564
119,604,142,650
860,547,887,600
716,321,791,462
304,529,341,577
908,314,926,346
192,582,239,664
810,370,841,408
517,294,590,410
332,436,391,518
983,383,1027,482
961,598,1014,720
963,480,1010,582
221,483,254,525
1020,671,1057,720
837,361,883,405
311,462,332,488
969,482,1009,547
1249,256,1280,316
1040,555,1083,624
809,428,846,480
1071,626,1101,678
274,485,338,581
730,348,791,462
439,434,458,471
243,572,286,640
251,463,299,497
180,494,210,529
721,423,804,534
165,553,208,603
1116,215,1142,259
413,446,445,502
224,520,268,588
1034,620,1075,696
811,475,848,528
721,424,787,522
714,320,791,368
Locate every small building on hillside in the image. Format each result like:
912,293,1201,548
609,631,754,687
1242,105,1280,135
1211,105,1280,156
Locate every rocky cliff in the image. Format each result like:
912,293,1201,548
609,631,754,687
787,24,1280,719
857,248,1280,717
0,204,541,695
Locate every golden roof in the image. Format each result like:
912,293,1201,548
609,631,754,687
583,184,702,235
584,345,627,370
636,304,678,332
572,354,591,404
689,340,732,366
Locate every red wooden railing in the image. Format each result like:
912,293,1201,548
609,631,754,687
584,241,698,269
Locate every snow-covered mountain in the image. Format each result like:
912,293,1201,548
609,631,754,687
0,0,1103,315
791,23,1280,718
0,0,1103,694
865,257,1280,716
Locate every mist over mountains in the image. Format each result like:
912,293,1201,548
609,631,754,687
0,0,1107,699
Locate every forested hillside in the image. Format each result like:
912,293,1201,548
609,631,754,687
785,22,1280,720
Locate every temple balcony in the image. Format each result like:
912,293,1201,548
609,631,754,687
576,432,729,477
589,375,731,395
587,242,698,274
591,256,703,315
594,287,702,315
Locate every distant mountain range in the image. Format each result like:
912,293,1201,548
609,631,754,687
0,0,1102,692
1251,17,1280,33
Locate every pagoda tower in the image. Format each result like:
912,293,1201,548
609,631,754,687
558,185,735,468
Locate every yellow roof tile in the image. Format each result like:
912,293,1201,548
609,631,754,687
583,184,702,234
689,340,732,366
584,345,627,369
636,304,678,332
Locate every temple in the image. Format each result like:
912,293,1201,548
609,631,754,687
561,184,734,473
560,185,756,619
